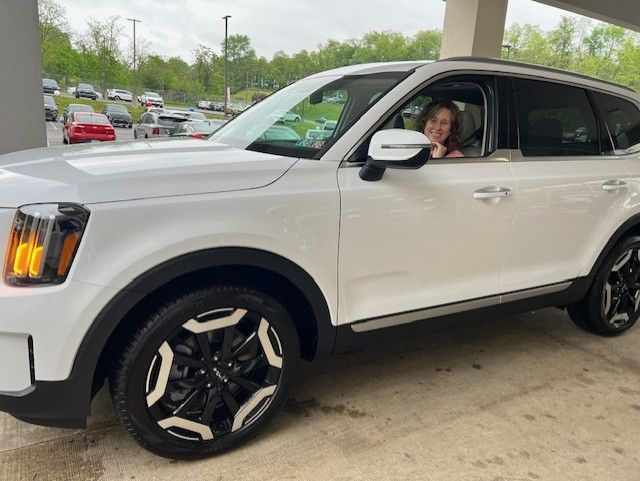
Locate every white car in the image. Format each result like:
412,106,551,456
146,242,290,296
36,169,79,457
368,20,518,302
268,109,301,123
106,89,133,102
139,91,164,107
1,58,640,459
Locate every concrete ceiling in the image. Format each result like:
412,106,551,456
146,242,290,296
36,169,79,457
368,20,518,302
535,0,640,32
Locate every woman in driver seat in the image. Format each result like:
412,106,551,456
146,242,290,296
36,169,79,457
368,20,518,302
415,100,464,159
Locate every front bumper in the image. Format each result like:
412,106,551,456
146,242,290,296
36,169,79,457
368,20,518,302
0,379,90,428
0,205,120,427
70,133,116,143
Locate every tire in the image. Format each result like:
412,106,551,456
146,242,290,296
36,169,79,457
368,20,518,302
115,96,121,101
109,283,300,459
134,130,137,139
568,235,640,336
62,136,67,144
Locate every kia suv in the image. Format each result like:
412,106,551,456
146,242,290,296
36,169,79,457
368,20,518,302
0,58,639,460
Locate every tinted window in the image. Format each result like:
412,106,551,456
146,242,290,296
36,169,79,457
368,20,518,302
514,78,599,157
74,113,110,125
158,116,186,127
592,92,640,154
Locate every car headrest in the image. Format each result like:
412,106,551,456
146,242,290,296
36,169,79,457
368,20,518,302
529,118,563,146
459,111,477,142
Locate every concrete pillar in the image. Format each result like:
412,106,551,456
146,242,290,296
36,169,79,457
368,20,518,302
440,0,509,59
0,0,46,155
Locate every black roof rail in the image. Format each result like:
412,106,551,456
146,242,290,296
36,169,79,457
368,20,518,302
440,56,636,94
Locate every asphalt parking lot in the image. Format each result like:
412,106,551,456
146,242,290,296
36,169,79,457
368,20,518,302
1,307,638,481
45,119,134,146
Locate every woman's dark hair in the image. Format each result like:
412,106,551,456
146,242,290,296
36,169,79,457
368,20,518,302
415,100,462,152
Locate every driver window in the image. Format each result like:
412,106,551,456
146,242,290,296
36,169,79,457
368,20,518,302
376,80,488,159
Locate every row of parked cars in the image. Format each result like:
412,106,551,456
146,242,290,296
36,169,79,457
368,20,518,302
43,79,165,107
44,94,224,144
134,107,224,140
196,99,249,115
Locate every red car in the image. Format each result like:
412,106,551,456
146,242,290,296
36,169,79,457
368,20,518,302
63,112,116,144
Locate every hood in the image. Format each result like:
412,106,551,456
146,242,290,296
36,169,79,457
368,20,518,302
0,140,298,208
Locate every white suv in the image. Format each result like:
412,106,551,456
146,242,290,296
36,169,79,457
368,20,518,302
1,58,639,459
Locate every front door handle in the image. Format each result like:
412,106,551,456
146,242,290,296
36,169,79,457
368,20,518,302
602,180,628,191
473,186,512,200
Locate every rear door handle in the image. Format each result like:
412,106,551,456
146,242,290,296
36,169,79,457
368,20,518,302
473,186,512,200
602,180,628,191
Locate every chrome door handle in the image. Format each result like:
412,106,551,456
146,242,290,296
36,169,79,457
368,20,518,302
473,186,512,200
602,180,628,191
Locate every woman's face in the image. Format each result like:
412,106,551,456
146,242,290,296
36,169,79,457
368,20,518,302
423,107,453,144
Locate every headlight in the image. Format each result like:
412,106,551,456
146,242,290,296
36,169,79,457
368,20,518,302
3,204,90,286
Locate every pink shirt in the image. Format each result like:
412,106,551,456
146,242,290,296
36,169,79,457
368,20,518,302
445,149,464,158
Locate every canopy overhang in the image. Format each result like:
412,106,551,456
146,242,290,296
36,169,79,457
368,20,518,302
536,0,640,32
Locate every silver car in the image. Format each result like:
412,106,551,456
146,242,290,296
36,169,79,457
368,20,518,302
134,111,187,139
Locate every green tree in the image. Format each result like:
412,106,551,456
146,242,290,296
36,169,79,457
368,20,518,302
407,30,442,60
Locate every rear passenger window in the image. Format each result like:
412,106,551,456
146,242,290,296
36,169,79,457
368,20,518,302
592,92,640,154
514,78,600,157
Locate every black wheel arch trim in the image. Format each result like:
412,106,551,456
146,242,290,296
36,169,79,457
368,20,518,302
0,247,334,428
585,213,640,284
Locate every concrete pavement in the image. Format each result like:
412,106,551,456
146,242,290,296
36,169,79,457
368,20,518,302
1,307,638,480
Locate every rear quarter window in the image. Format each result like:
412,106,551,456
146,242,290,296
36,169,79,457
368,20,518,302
592,92,640,154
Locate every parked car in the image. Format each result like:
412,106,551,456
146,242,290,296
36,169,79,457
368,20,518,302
258,125,301,142
42,78,59,95
106,89,133,102
170,120,226,139
74,83,98,100
169,109,207,121
2,58,640,461
62,112,115,144
196,100,212,110
138,91,164,108
43,95,58,121
268,109,301,123
62,103,95,124
67,86,76,96
134,111,186,139
101,104,133,128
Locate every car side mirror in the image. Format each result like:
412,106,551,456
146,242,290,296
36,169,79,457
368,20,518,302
359,129,431,181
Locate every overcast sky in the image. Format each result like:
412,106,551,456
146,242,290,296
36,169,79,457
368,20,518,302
61,0,588,63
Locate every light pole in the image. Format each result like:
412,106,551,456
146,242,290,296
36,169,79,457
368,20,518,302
502,43,512,59
127,18,142,105
222,15,231,116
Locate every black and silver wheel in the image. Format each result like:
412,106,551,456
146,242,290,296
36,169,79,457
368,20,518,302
569,236,640,335
110,284,299,459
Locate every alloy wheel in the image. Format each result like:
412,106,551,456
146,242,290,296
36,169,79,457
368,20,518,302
602,247,640,328
144,307,283,441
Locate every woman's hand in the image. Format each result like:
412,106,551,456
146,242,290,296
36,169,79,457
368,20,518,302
430,142,447,159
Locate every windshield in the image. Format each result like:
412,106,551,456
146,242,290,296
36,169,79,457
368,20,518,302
147,92,160,98
70,105,94,112
44,96,55,105
208,72,406,158
107,105,128,112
